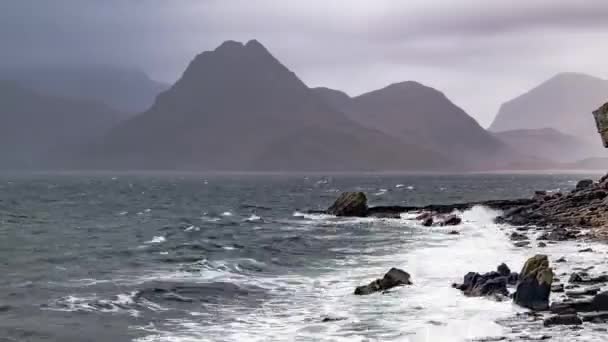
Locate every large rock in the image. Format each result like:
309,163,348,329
354,268,412,295
513,255,553,310
543,314,582,327
328,192,368,217
551,291,608,313
453,264,516,298
593,101,608,148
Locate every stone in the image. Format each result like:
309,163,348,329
513,255,553,310
569,272,608,285
514,241,530,248
593,101,608,147
551,291,608,313
453,265,515,298
543,314,582,327
440,215,462,226
422,217,433,227
576,179,594,190
328,192,368,217
551,284,565,293
354,268,412,295
510,232,528,241
566,287,601,298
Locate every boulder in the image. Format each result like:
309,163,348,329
422,217,434,227
569,272,608,285
354,268,412,295
453,264,516,298
543,314,582,327
328,192,368,217
551,291,608,313
513,255,553,310
576,179,594,190
440,215,462,226
592,101,608,148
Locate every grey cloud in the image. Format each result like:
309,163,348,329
1,0,608,125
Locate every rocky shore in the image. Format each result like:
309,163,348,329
323,176,608,333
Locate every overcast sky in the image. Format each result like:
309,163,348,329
2,0,608,126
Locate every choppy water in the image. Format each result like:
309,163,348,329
0,173,606,342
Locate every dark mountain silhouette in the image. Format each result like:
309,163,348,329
87,40,450,171
315,83,523,169
0,81,122,169
489,73,608,145
0,66,167,113
494,128,603,163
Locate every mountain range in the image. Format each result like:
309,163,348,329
0,66,167,113
0,40,606,171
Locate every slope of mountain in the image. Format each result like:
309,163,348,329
493,128,604,163
0,81,122,169
86,40,450,171
489,73,608,142
315,83,522,169
0,66,168,113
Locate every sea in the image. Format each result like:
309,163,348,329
1,172,608,342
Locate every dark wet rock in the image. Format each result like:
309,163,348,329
576,179,594,190
513,255,553,311
453,264,516,298
367,198,535,217
537,242,547,248
551,291,608,313
555,257,567,263
321,316,347,322
537,228,578,241
497,263,511,277
569,272,608,284
416,212,433,221
578,247,593,252
514,241,530,248
510,232,528,241
551,284,565,293
448,230,460,235
354,268,412,295
566,286,601,298
422,217,434,227
328,192,368,217
580,311,608,323
440,215,462,226
543,314,582,326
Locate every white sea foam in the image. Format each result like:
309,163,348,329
145,236,166,244
221,211,233,217
244,214,262,222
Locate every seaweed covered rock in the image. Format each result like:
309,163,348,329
328,192,368,217
513,255,553,310
354,268,412,295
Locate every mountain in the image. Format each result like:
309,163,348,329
0,66,168,113
85,40,450,171
314,83,522,169
493,128,603,163
0,81,122,169
489,73,608,145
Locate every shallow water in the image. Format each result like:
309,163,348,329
0,173,606,341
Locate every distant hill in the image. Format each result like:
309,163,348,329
0,81,122,169
489,73,608,146
314,83,524,169
494,128,604,163
85,40,450,171
0,66,167,113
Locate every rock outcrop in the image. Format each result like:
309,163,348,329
327,192,368,217
452,263,517,298
497,176,608,237
513,255,553,310
593,101,608,147
354,268,412,295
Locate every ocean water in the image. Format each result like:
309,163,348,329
0,173,606,342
